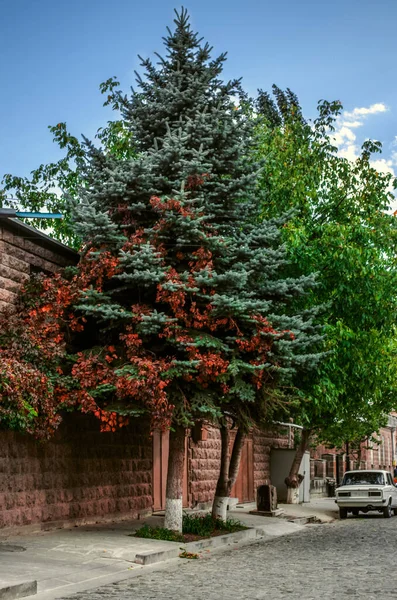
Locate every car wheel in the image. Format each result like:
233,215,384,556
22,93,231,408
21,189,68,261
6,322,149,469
383,501,392,519
393,508,397,516
352,509,359,516
339,507,348,519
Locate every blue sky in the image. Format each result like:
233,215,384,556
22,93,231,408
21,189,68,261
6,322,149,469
1,0,396,184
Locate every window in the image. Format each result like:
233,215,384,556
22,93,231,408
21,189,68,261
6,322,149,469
342,472,384,486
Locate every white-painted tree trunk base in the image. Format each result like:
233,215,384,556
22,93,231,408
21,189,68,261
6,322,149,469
212,496,229,521
286,486,299,504
164,497,183,532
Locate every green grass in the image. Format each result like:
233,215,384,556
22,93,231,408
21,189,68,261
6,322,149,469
133,514,246,542
182,513,245,536
133,524,184,542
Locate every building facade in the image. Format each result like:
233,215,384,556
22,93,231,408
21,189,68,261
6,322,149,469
0,413,292,530
310,415,397,496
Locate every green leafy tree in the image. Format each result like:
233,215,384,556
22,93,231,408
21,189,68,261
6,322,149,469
255,86,397,500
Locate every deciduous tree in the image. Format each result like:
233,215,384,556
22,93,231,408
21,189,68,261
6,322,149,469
256,87,397,501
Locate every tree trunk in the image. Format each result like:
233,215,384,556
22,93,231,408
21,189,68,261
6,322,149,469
284,428,310,504
164,425,185,532
212,425,230,521
212,425,245,521
228,427,245,489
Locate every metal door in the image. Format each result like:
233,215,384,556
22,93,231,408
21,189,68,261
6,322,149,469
230,437,254,503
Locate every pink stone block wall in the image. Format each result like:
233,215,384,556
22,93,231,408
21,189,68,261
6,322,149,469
187,426,290,506
0,414,152,530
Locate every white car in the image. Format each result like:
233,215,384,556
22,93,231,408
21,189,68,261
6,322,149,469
335,469,397,519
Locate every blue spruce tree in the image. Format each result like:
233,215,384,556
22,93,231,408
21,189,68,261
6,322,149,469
69,9,323,529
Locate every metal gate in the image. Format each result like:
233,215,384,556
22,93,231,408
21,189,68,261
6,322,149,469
230,437,255,503
153,430,255,509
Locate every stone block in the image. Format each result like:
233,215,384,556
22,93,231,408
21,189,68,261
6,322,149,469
257,485,278,512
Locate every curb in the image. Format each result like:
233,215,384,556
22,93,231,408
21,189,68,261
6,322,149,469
135,527,263,565
0,581,37,600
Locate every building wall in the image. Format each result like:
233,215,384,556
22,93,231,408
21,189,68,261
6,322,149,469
0,220,77,311
0,414,152,531
253,428,292,490
188,426,221,507
187,426,290,507
310,426,396,497
0,415,292,530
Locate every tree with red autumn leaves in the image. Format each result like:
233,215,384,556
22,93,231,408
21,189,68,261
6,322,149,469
0,10,323,530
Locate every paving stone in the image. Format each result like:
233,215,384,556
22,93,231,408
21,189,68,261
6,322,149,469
55,515,397,599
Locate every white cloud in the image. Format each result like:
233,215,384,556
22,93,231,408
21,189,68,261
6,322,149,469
338,143,359,162
330,101,396,210
333,102,389,162
344,103,388,118
340,120,363,129
332,101,391,165
370,158,395,177
334,126,357,144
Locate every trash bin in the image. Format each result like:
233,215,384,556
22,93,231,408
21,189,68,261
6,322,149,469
326,479,336,497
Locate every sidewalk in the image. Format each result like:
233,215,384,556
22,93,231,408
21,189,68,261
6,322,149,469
280,497,338,523
0,499,335,600
231,497,338,524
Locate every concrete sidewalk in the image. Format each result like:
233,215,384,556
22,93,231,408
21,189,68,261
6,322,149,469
0,499,335,599
231,497,338,524
0,516,171,599
279,497,338,523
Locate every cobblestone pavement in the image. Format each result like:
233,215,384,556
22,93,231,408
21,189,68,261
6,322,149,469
57,516,397,600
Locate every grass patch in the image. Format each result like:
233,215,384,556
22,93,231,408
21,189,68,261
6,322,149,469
133,524,184,542
133,514,247,542
182,513,245,537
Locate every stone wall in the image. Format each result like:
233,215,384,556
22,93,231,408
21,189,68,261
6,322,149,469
0,414,152,531
188,426,290,508
0,219,77,311
188,427,221,507
253,428,291,491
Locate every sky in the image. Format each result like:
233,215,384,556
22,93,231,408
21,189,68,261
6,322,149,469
1,0,396,193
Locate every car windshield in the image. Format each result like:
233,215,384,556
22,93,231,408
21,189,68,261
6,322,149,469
342,472,385,486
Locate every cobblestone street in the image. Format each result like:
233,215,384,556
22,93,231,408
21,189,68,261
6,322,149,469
57,516,397,600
